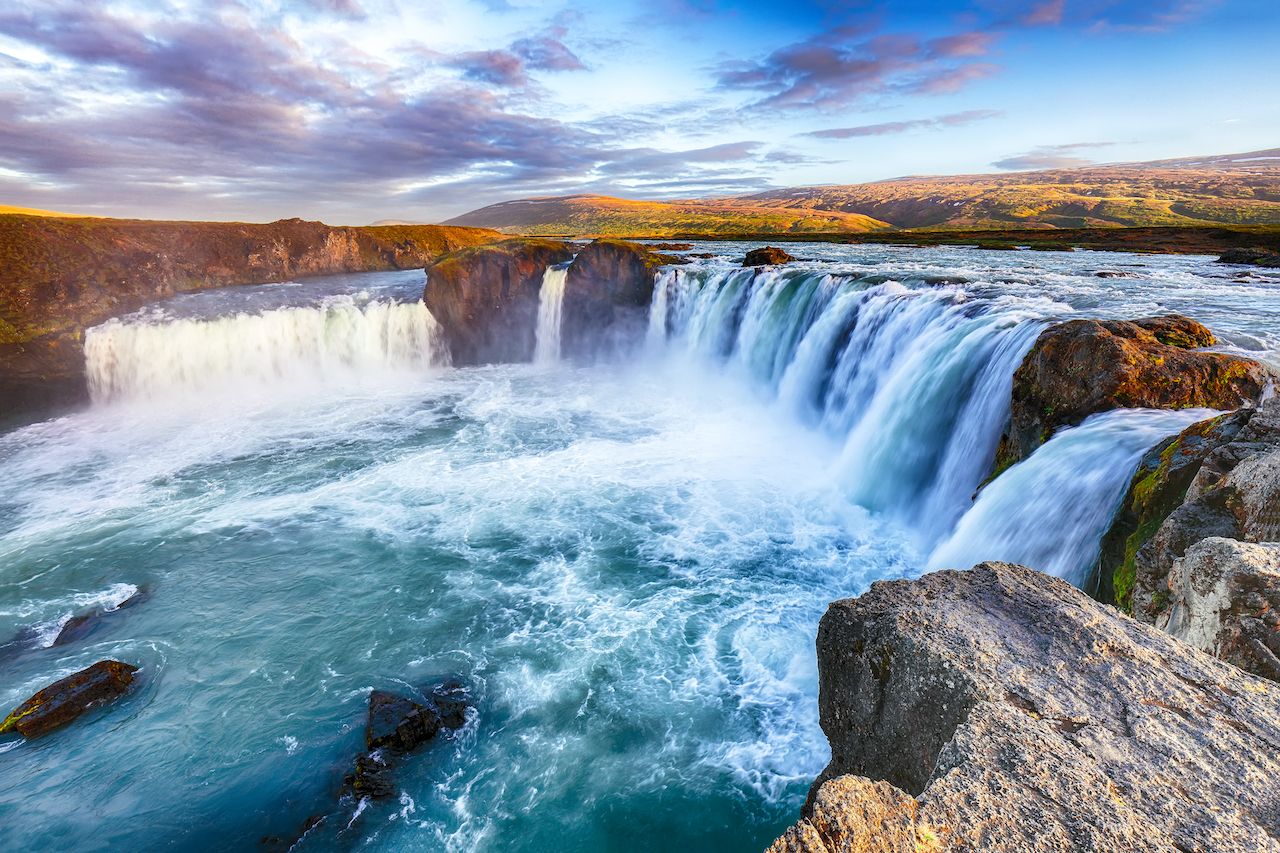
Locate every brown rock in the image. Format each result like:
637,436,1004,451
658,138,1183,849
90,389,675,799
772,562,1280,852
0,660,138,738
742,246,796,266
767,776,928,853
994,315,1272,472
562,239,677,358
423,238,574,364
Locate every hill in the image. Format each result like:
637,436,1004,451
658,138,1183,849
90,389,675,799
447,148,1280,235
0,204,87,218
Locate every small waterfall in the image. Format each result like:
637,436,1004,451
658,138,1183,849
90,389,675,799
927,407,1218,584
84,297,449,403
649,267,1045,544
534,266,569,365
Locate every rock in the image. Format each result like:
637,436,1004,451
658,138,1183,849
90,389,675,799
0,660,138,738
771,562,1280,852
648,242,693,251
424,679,471,729
1095,395,1280,624
1155,538,1280,680
742,246,796,266
0,216,499,424
562,239,678,359
1218,247,1280,267
53,588,149,647
1094,270,1138,278
993,315,1273,472
347,752,397,799
423,238,574,364
366,690,441,752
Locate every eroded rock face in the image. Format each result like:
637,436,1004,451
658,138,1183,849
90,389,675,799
772,562,1280,853
562,239,678,359
1156,538,1280,680
743,246,796,266
0,660,138,738
423,238,574,364
994,315,1273,472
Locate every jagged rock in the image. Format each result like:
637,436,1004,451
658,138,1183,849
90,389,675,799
424,679,470,729
993,315,1272,472
347,752,397,799
562,239,678,358
0,660,138,738
768,776,925,853
0,216,498,423
54,588,149,647
1218,247,1280,267
423,238,574,364
1155,538,1280,680
742,246,796,266
1094,270,1138,278
771,562,1280,853
366,690,441,752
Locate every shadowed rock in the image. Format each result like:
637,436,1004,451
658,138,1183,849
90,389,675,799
769,562,1280,852
562,239,679,359
993,315,1273,473
366,690,441,752
53,588,150,647
0,660,138,738
742,246,795,266
1218,247,1280,267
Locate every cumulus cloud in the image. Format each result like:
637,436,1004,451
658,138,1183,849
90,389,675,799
805,109,1003,139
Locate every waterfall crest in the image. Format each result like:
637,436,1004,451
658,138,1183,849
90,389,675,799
84,296,448,403
534,266,569,365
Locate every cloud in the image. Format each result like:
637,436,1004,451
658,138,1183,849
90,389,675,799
1020,0,1065,26
805,109,1003,139
992,142,1116,170
715,25,998,110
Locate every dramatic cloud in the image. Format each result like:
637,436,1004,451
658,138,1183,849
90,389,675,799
992,142,1116,170
805,109,1003,139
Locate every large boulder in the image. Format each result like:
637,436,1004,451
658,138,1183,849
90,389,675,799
1,660,138,738
743,246,796,266
562,239,678,358
769,562,1280,852
1095,395,1280,619
423,238,574,364
993,315,1272,473
1156,538,1280,680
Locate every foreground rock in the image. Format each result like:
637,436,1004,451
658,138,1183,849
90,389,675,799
54,588,149,647
0,216,498,421
994,315,1272,471
770,562,1280,852
1218,247,1280,267
424,237,678,363
0,660,138,738
742,246,796,266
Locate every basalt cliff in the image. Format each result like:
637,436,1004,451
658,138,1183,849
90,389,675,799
0,215,497,420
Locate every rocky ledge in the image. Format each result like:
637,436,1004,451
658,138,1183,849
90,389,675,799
0,215,497,421
769,562,1280,852
423,237,679,364
993,315,1273,473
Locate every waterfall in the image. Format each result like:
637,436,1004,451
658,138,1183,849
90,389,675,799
84,296,449,403
534,265,569,365
928,407,1218,584
648,267,1047,544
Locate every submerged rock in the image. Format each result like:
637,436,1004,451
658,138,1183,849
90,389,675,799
770,562,1280,852
0,660,138,738
742,246,796,266
424,238,574,364
53,588,149,647
993,314,1272,472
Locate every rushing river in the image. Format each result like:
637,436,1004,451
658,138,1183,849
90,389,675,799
0,245,1277,851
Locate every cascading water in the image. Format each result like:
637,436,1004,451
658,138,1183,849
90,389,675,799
534,265,569,365
928,407,1219,584
84,295,449,402
648,266,1048,544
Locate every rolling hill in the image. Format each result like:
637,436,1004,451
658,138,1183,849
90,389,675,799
447,148,1280,236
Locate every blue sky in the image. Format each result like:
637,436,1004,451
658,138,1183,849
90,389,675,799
0,0,1276,223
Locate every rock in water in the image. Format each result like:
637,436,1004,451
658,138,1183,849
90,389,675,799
0,660,138,738
53,588,150,647
562,239,679,359
423,238,574,364
1218,247,1280,267
769,562,1280,852
994,314,1273,472
366,690,441,752
742,246,796,266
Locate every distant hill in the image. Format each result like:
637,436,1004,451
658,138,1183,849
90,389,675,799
447,148,1280,235
0,204,87,218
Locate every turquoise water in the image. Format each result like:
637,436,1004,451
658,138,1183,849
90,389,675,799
1,245,1277,850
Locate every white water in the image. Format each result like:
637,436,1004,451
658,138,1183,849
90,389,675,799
84,295,448,402
928,407,1219,584
534,266,569,366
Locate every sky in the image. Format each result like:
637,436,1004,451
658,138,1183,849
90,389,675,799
0,0,1277,224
